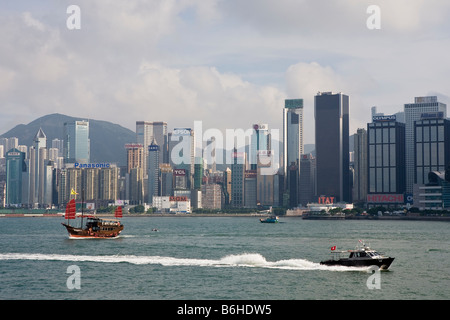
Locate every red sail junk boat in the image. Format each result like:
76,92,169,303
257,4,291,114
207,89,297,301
61,199,124,239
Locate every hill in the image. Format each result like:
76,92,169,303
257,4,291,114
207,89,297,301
0,113,136,166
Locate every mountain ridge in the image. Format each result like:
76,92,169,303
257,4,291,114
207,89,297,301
0,113,136,166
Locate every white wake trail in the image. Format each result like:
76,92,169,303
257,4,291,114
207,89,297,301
0,252,367,272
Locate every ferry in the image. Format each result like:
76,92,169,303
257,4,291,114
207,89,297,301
320,240,394,270
61,198,124,239
260,216,279,223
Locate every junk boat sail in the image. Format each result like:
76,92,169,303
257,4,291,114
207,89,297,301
61,198,124,239
320,240,394,270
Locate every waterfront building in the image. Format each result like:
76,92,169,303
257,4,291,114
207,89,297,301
315,92,350,203
244,170,257,208
299,153,316,207
367,115,406,207
64,120,90,164
404,96,447,192
201,183,222,209
412,171,450,210
414,112,450,185
160,163,173,196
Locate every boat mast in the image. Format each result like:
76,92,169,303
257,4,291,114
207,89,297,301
80,187,85,228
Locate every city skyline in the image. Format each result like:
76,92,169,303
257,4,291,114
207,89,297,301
2,1,450,145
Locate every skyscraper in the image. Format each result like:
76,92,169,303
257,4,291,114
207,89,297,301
315,92,350,203
404,96,447,192
148,138,160,204
169,128,195,189
299,154,316,206
250,124,270,170
367,115,406,206
283,99,303,207
353,128,368,203
64,120,90,164
5,148,26,206
231,150,246,208
136,121,168,173
414,112,450,185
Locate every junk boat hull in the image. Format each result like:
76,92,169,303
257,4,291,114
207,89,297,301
320,257,394,270
62,217,124,239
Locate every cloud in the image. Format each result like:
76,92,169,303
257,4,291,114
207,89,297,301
1,0,450,149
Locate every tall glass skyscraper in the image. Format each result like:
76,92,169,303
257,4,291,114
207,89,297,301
314,92,350,203
64,120,90,164
5,148,26,205
283,99,303,207
404,96,447,192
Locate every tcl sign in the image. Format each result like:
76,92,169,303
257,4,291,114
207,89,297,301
173,169,186,176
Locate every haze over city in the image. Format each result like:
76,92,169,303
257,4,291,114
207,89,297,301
2,1,450,144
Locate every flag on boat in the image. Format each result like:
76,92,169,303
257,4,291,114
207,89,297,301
71,188,78,195
65,199,76,220
331,246,336,251
115,206,123,218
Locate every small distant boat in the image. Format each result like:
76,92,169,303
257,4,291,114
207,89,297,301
320,240,394,270
61,197,124,239
260,215,279,223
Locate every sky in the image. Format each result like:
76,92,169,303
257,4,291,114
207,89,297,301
1,0,450,145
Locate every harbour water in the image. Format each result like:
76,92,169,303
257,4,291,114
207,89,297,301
0,216,449,300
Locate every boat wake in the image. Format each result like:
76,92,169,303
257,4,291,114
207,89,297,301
0,253,369,272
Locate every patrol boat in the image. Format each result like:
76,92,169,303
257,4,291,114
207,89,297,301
320,240,394,270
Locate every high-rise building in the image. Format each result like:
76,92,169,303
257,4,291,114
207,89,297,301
367,115,406,206
169,128,195,189
231,150,246,208
404,96,447,192
250,124,270,170
64,120,90,164
5,148,26,206
299,154,316,206
201,184,222,209
353,128,368,203
414,112,450,185
315,92,350,203
136,121,168,173
148,139,160,204
125,143,144,174
244,170,257,208
283,99,303,206
160,163,173,196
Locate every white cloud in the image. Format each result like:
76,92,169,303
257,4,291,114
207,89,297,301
1,0,450,149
